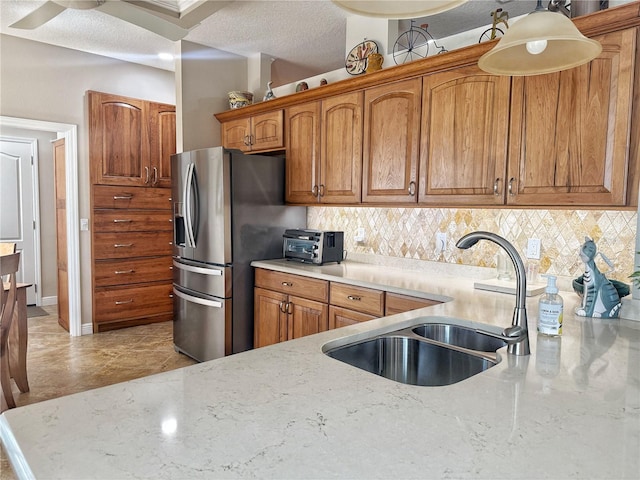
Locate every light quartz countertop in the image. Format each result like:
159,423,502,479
2,260,639,479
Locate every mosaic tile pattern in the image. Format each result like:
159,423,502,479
308,207,637,284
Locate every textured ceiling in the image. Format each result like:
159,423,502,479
0,0,589,81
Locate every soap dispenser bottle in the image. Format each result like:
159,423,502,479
538,275,563,336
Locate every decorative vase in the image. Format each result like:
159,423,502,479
228,91,253,109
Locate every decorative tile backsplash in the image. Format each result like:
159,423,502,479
308,207,637,283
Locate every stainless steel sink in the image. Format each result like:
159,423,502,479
325,334,497,387
412,323,507,352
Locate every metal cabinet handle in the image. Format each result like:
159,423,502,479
319,184,325,197
114,243,133,248
281,282,293,287
243,135,251,146
113,219,132,223
493,178,502,195
144,166,150,184
312,185,319,197
347,295,361,301
115,299,133,305
114,269,135,274
286,302,293,314
113,195,133,200
508,177,516,196
408,181,416,196
152,167,158,186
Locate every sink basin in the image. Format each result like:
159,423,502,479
325,335,497,387
412,323,507,352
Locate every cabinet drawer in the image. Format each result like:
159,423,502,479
94,257,173,287
254,268,328,303
94,282,173,323
385,292,440,316
94,231,172,259
93,185,171,210
93,210,173,232
330,283,384,316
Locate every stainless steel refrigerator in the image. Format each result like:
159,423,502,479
171,147,306,362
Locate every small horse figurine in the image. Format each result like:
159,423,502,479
575,237,621,318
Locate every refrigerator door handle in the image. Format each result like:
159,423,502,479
184,162,198,248
173,259,224,276
173,287,223,309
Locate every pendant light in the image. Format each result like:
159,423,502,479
478,0,602,76
331,0,468,19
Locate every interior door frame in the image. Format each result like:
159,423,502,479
1,116,82,336
0,136,42,306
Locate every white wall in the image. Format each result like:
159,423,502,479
176,40,246,151
0,34,175,330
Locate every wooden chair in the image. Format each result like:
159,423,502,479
0,243,16,255
1,252,20,411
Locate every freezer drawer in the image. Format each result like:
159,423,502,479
173,285,231,362
173,258,231,298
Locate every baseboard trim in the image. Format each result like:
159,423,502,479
41,296,57,306
81,323,94,335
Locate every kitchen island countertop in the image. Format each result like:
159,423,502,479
1,260,639,479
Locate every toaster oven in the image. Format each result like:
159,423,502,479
283,229,344,265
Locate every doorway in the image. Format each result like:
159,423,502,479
0,116,81,336
0,136,42,305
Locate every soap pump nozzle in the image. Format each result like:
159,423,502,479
542,274,558,294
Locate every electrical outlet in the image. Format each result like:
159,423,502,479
527,238,541,260
436,232,447,253
354,227,365,242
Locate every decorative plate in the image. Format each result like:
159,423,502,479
345,40,378,75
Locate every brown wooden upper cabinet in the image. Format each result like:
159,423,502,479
89,91,175,188
221,110,284,153
363,78,422,203
286,91,363,204
506,28,636,206
419,66,511,205
148,101,176,188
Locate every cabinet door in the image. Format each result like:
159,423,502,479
363,78,421,203
419,66,510,205
222,118,251,152
329,305,376,330
148,102,176,188
288,295,328,340
507,28,636,206
321,91,363,203
254,288,288,348
89,91,149,186
285,101,321,203
251,110,284,152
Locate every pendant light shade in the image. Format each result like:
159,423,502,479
331,0,468,19
478,10,602,76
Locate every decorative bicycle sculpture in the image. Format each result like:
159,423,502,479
478,8,509,43
393,21,447,65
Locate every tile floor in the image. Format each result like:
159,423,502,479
0,306,196,479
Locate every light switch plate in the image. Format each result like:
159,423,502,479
80,218,89,231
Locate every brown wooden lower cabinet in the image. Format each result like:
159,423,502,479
254,287,328,348
254,267,444,348
329,305,376,329
385,292,440,316
93,282,173,332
